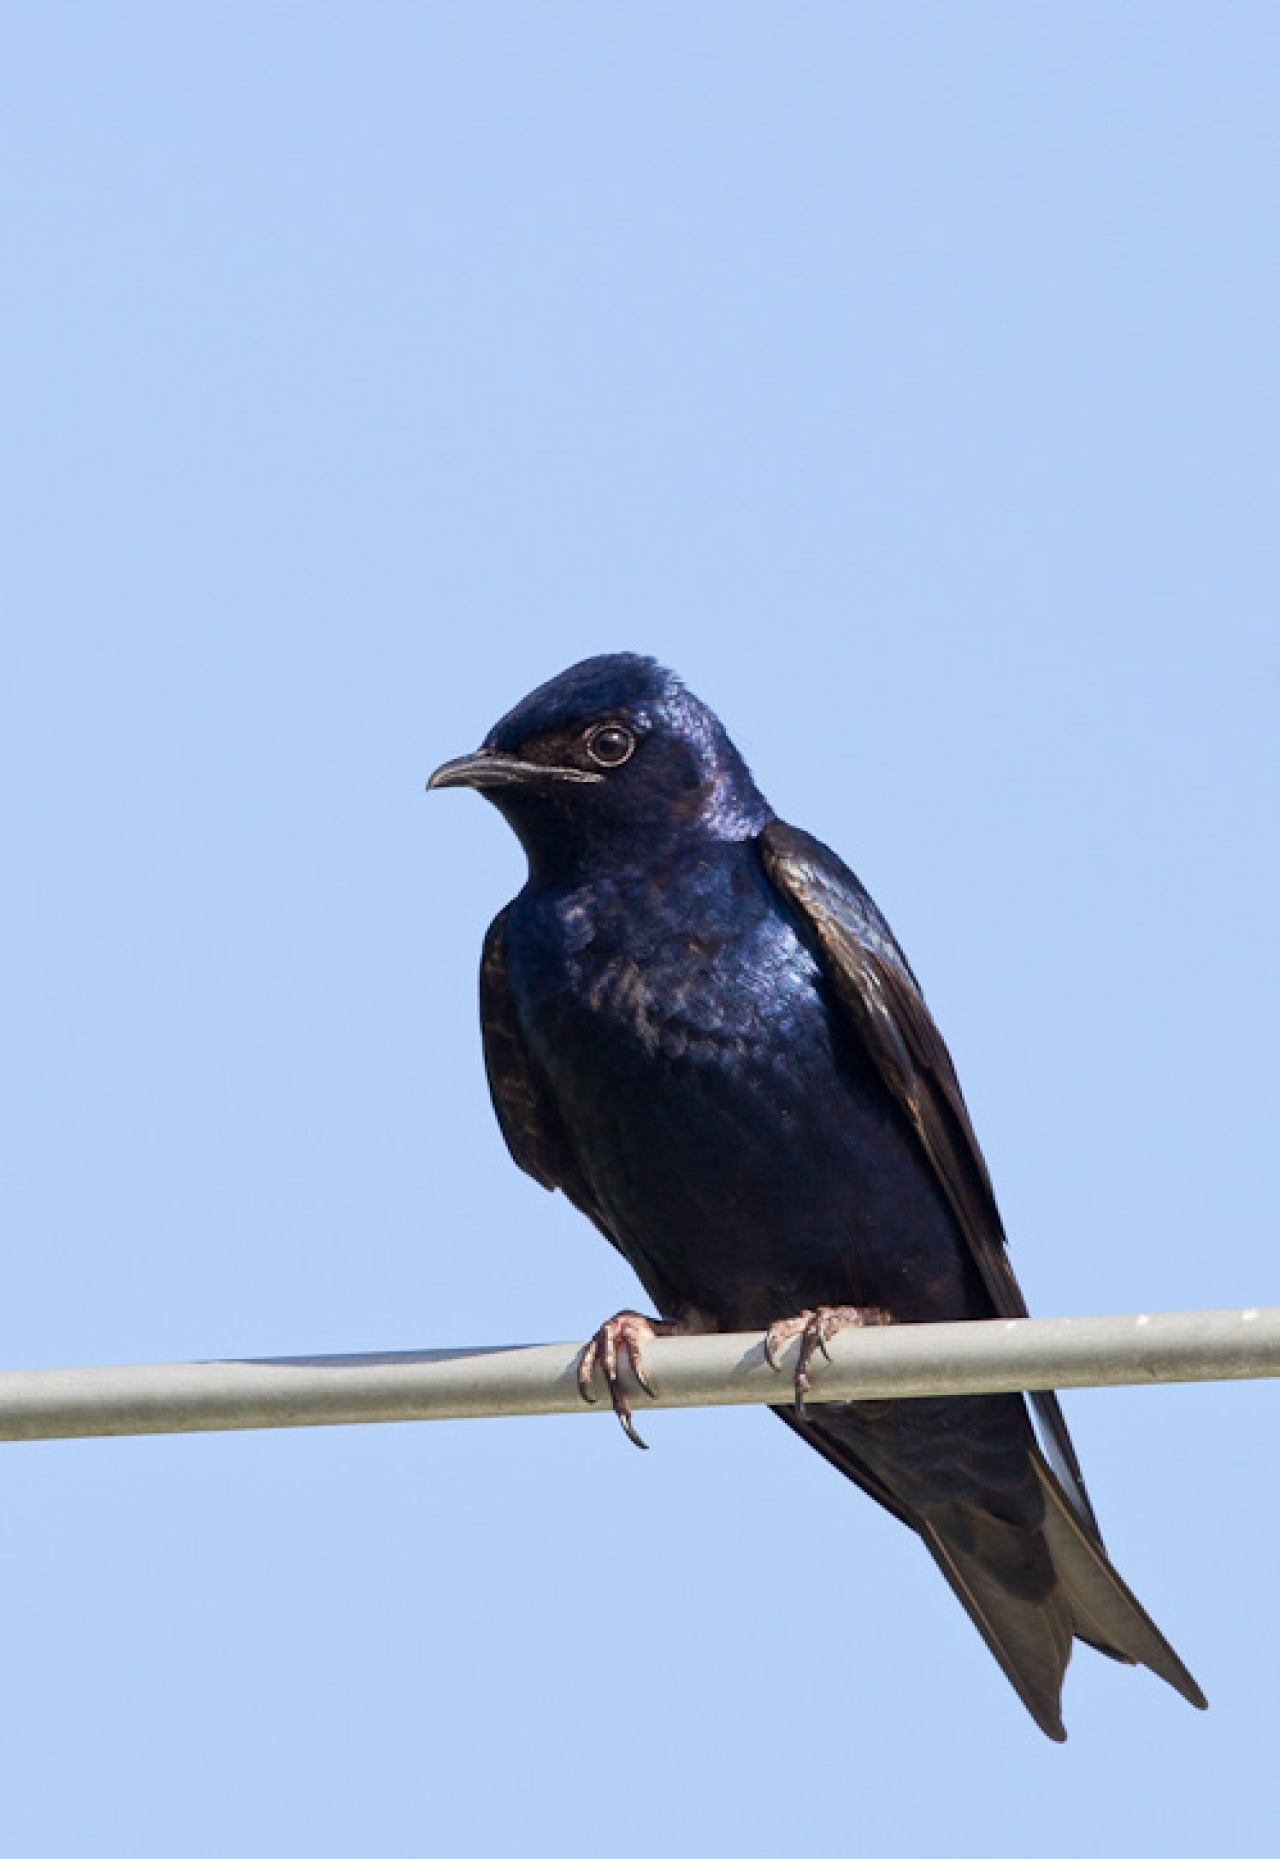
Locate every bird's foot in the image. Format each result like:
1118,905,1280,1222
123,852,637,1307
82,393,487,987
577,1310,679,1451
764,1306,892,1418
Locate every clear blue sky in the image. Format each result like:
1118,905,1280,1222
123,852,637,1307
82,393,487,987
2,6,1277,1852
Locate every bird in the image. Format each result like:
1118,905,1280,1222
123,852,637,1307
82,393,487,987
427,650,1205,1741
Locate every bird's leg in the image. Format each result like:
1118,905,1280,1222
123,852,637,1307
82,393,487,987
576,1309,686,1451
764,1306,892,1418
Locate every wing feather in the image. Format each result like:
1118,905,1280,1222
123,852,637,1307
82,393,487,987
480,907,685,1315
759,819,1100,1539
480,908,610,1231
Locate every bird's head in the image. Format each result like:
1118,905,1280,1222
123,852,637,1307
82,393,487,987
428,653,771,876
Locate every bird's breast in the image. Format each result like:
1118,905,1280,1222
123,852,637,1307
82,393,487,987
516,855,823,1071
501,849,969,1325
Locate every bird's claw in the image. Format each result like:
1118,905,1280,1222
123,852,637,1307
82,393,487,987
764,1305,891,1417
577,1310,675,1450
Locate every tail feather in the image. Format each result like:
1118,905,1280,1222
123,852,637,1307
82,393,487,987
778,1404,1206,1737
919,1509,1074,1742
1034,1451,1208,1711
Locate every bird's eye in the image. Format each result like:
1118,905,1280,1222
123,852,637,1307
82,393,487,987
585,723,636,768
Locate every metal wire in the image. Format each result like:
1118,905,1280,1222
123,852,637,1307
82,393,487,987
1,1306,1276,1443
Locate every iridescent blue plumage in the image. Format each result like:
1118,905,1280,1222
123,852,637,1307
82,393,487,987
502,837,976,1332
429,652,1204,1740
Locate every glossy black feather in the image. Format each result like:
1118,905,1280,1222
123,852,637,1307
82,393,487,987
480,906,690,1313
759,820,1100,1540
439,652,1205,1739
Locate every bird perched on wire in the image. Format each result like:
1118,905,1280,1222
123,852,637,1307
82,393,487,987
428,651,1205,1741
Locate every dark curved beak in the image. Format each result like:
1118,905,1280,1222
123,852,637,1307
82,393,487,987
426,750,603,793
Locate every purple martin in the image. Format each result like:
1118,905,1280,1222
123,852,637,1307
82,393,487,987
428,652,1205,1740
